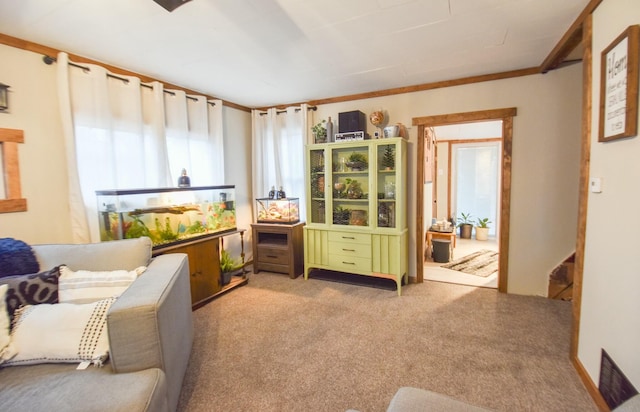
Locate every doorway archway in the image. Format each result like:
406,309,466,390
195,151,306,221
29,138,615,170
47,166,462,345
413,108,517,293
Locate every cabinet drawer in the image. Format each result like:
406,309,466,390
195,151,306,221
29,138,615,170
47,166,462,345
328,241,371,258
257,246,290,265
328,254,371,272
328,231,371,245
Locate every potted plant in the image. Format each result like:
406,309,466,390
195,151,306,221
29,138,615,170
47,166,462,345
333,206,350,225
381,145,395,170
312,120,327,143
344,178,363,199
457,212,473,239
220,249,243,285
346,152,368,171
475,217,491,241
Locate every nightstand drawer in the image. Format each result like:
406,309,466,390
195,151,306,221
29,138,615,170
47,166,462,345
328,241,371,258
328,231,371,245
257,246,290,265
328,254,371,272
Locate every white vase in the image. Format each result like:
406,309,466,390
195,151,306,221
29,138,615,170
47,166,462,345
475,227,489,241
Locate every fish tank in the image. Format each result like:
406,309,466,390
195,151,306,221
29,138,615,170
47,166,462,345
256,198,300,224
96,186,236,247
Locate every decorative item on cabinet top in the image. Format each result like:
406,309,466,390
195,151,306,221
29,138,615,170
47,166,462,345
256,197,300,224
312,119,327,143
96,185,236,247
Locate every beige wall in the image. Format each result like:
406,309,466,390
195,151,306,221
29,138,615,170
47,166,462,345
313,63,583,296
0,44,253,254
579,0,640,388
0,44,72,244
222,105,254,261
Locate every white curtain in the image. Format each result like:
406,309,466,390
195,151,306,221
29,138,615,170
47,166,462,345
57,52,224,243
164,91,224,186
252,105,309,219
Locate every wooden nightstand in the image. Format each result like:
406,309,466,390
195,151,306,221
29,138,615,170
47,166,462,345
251,222,304,278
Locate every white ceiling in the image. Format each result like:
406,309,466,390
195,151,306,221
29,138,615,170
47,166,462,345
0,0,588,108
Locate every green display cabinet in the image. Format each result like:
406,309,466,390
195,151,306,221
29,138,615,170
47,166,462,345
303,138,408,295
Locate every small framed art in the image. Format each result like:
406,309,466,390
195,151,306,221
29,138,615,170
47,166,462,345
598,25,639,142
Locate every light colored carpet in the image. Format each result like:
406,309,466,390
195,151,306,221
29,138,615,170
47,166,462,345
177,272,596,412
442,249,499,277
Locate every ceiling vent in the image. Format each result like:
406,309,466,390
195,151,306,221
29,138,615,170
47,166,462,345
153,0,192,12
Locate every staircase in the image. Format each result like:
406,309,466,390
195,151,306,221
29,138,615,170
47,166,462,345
548,254,574,300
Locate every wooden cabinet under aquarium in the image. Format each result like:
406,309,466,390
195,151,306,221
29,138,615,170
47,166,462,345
96,186,246,307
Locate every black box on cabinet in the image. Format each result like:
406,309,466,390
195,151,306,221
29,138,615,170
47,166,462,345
338,110,366,133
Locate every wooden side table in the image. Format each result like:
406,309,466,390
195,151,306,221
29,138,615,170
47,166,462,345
252,222,305,278
425,230,456,260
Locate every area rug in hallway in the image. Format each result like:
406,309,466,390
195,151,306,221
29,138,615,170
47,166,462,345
442,249,498,277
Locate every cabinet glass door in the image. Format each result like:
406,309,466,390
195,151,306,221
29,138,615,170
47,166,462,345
377,142,397,228
309,148,326,224
331,144,370,227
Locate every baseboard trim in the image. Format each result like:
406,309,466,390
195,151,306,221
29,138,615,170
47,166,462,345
572,355,610,411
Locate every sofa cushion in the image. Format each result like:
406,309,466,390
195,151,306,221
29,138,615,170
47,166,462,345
0,266,61,320
0,363,169,412
59,265,146,304
2,298,116,367
32,237,152,273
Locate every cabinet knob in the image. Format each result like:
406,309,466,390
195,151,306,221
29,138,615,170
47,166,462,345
342,261,355,265
342,248,355,252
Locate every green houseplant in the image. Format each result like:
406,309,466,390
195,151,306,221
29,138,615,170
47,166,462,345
220,249,242,285
333,206,350,225
312,120,327,143
346,152,368,171
381,145,395,170
457,212,473,239
475,217,492,241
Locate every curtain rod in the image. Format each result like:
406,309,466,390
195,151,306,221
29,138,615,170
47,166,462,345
258,105,317,116
42,55,215,106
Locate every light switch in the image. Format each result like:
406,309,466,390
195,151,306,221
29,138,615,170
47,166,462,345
590,177,602,193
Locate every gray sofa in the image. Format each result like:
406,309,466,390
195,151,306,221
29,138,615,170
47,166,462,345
357,387,640,412
0,237,193,412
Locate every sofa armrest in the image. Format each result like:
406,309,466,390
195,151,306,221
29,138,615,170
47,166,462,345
386,387,493,412
107,253,193,412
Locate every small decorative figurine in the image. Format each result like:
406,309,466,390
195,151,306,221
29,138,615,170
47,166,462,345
277,186,286,200
178,168,191,187
269,186,276,199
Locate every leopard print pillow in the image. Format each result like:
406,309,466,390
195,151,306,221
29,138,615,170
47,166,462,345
1,266,61,321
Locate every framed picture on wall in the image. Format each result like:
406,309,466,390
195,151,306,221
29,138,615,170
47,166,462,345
598,25,639,142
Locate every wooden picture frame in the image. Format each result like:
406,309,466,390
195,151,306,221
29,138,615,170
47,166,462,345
424,126,435,183
598,25,639,142
0,128,27,213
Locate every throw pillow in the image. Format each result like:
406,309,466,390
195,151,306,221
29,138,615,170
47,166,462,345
58,265,146,304
0,238,39,278
0,284,17,363
2,297,116,367
0,266,61,321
